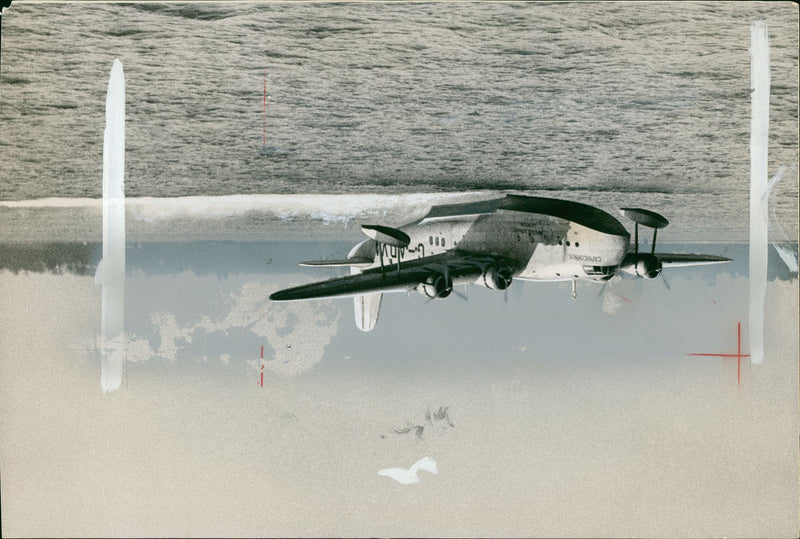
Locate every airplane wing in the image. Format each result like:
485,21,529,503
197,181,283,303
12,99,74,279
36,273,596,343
298,258,373,268
270,251,522,301
654,253,732,268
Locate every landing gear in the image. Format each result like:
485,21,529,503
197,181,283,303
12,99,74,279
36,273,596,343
361,224,411,277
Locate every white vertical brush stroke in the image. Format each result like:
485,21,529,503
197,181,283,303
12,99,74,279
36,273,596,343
96,59,126,392
749,21,770,365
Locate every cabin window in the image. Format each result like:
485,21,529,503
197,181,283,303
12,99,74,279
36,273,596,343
566,241,570,246
558,240,562,245
435,237,439,246
575,242,580,247
441,238,446,247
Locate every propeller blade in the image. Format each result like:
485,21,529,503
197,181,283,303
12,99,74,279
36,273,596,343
661,272,671,291
598,280,609,297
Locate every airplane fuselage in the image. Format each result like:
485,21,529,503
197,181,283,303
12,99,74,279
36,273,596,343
351,207,629,285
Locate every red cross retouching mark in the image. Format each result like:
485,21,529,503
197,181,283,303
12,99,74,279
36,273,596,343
687,322,750,386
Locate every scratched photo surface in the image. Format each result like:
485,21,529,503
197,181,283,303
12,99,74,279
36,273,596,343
1,2,798,538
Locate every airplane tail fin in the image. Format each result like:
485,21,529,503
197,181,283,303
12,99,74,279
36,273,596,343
349,265,382,331
354,293,382,332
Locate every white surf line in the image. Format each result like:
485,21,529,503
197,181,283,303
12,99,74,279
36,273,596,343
0,192,496,221
749,20,770,365
96,59,126,393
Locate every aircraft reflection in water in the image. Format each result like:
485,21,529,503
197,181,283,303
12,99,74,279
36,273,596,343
270,195,732,331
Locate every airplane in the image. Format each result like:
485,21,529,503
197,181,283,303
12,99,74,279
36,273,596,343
269,194,731,331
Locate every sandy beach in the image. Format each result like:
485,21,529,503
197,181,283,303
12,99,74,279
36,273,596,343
1,264,796,537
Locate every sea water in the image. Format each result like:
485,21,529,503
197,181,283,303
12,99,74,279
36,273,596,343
0,2,797,245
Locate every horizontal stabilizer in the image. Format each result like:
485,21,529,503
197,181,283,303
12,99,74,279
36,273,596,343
620,208,669,229
299,258,373,268
655,253,731,268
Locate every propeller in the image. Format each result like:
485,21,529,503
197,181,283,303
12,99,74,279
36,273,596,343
619,208,669,280
420,264,453,302
442,264,468,301
660,272,671,291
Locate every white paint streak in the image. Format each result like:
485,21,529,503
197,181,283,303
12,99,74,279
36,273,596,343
773,244,799,273
749,21,769,365
98,59,126,391
766,165,799,273
378,457,438,485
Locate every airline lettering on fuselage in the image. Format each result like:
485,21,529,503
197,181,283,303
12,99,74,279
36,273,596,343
375,242,426,260
568,253,602,263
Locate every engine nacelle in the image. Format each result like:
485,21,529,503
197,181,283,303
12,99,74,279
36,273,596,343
419,273,453,299
620,254,662,279
478,265,513,290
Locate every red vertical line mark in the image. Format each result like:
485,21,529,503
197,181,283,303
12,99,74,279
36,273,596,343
736,322,741,386
260,345,264,387
687,353,747,357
